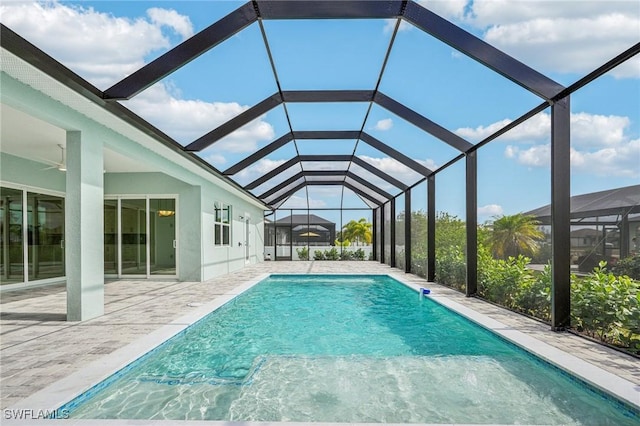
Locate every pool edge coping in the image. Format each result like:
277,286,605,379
4,271,639,424
387,272,640,411
5,273,271,415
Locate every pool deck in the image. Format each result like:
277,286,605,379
1,261,639,421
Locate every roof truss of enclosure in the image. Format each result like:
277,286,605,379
2,1,639,330
3,0,635,212
93,0,568,211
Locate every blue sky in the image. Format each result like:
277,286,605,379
2,0,638,226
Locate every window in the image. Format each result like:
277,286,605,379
214,201,231,246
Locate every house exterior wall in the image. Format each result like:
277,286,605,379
1,62,266,299
201,186,265,280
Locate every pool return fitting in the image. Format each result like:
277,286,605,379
419,287,431,300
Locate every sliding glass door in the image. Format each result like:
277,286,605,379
27,192,65,280
104,199,118,275
1,186,65,286
1,187,24,284
150,198,176,276
121,199,147,275
104,197,176,278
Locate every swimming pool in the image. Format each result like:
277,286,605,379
60,274,638,424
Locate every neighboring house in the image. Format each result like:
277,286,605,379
0,30,267,321
570,228,601,249
264,214,336,260
526,185,640,271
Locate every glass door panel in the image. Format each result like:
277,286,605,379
27,192,64,280
121,199,146,275
1,187,24,284
104,200,118,275
150,198,176,275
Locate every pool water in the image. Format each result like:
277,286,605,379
65,275,638,424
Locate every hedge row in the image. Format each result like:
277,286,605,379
430,248,640,354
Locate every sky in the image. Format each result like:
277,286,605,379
1,0,639,226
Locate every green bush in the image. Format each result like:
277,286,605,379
611,254,640,280
313,250,325,260
515,264,551,321
571,262,640,353
324,247,339,260
435,246,466,292
296,246,309,260
340,250,353,260
478,251,533,310
354,248,366,260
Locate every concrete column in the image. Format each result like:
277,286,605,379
65,131,104,321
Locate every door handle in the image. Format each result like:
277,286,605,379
172,240,177,249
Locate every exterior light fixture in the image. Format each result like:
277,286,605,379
157,199,175,217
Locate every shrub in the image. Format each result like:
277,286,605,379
611,254,640,280
324,247,339,260
478,252,533,309
354,248,366,261
571,262,640,353
313,250,325,261
435,246,466,292
296,246,309,261
340,250,353,260
515,263,551,321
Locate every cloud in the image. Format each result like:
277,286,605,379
505,144,551,168
147,7,194,39
383,18,413,34
469,0,639,27
203,153,227,167
358,155,432,183
505,139,640,178
571,113,630,147
478,204,504,217
279,195,327,209
485,109,640,177
234,158,292,187
571,138,640,177
418,0,467,20
465,1,640,78
127,83,275,150
456,112,632,148
0,1,275,154
374,118,393,131
0,2,194,88
383,0,467,34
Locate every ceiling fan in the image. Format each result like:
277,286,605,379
40,144,67,171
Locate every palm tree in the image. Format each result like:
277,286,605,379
341,218,372,246
488,213,544,259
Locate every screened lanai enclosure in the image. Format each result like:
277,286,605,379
3,1,638,338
